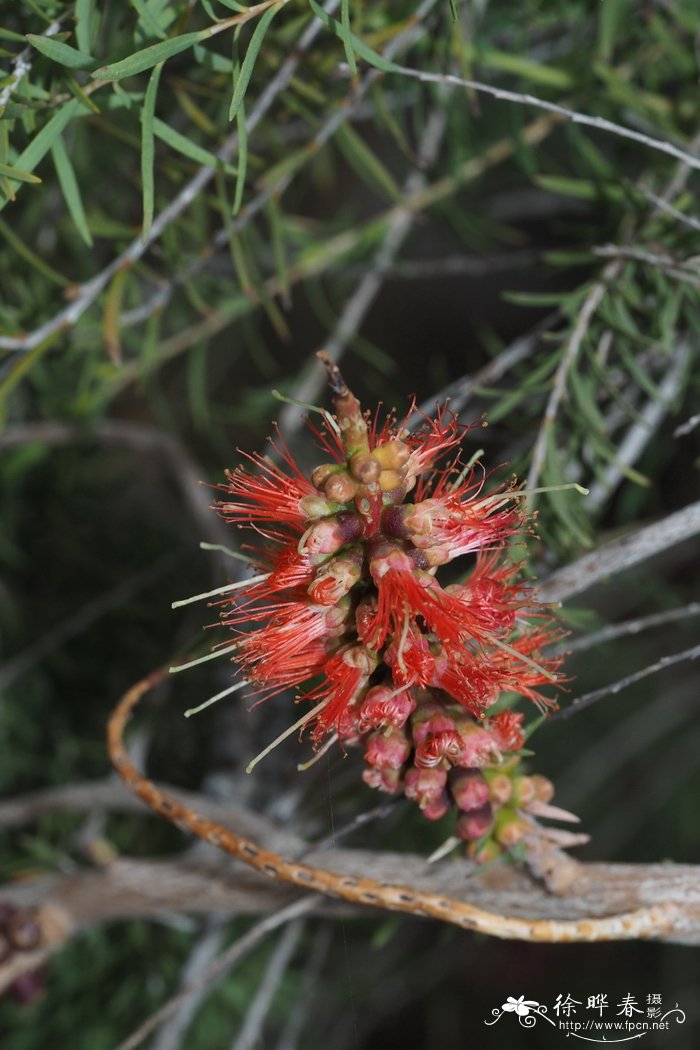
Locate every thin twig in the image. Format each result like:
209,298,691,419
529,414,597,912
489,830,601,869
386,63,700,171
538,499,700,603
549,643,700,722
274,924,333,1050
151,920,228,1050
526,258,621,496
230,919,305,1050
674,412,700,438
586,341,691,510
639,187,700,234
563,601,700,655
557,683,696,808
413,312,559,422
0,16,65,111
278,93,449,433
112,898,317,1050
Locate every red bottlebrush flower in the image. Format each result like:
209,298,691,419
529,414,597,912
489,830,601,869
201,353,570,851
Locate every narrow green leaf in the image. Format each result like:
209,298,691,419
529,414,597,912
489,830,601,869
75,0,95,54
0,99,80,212
131,0,169,39
140,62,163,238
228,3,283,122
598,0,631,59
153,117,236,174
307,0,398,73
51,135,93,245
335,123,402,202
93,30,205,81
232,95,247,214
26,34,95,69
265,197,289,303
340,0,357,75
0,215,69,285
534,174,623,202
64,74,101,114
0,161,42,185
482,49,572,89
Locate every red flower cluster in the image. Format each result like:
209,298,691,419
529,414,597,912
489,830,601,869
214,355,568,860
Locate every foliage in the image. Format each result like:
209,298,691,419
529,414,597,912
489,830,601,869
1,0,699,1047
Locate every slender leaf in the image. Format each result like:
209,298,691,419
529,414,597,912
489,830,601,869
0,215,68,285
51,135,93,246
232,94,248,214
131,0,169,40
307,0,398,73
140,62,163,238
0,161,42,185
228,3,283,122
94,30,206,81
75,0,95,54
26,34,95,69
0,99,80,213
335,123,402,201
103,268,128,364
340,0,357,75
153,118,236,174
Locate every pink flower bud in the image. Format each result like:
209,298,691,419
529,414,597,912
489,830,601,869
414,730,463,768
298,512,363,559
359,685,415,730
362,766,403,794
455,803,494,841
307,548,363,606
449,768,490,812
364,727,411,770
411,711,457,747
454,723,499,768
404,766,447,806
423,794,451,821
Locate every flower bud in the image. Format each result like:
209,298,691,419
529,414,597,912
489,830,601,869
378,469,404,492
485,772,513,806
467,839,503,864
454,722,499,768
364,727,411,770
311,463,338,490
511,775,536,807
411,710,457,747
404,766,447,808
308,547,364,606
359,685,415,730
298,512,364,560
299,493,340,518
449,768,490,812
349,452,381,484
324,471,358,504
529,774,555,803
362,766,403,794
422,794,451,821
415,729,463,768
493,807,528,847
455,803,493,841
373,440,410,470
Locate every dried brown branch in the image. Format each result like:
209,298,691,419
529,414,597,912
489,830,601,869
2,836,699,1003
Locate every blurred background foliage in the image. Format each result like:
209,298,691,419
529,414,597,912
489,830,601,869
0,0,699,1046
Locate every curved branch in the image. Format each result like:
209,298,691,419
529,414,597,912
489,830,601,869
105,669,680,945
